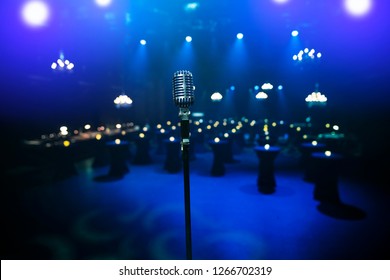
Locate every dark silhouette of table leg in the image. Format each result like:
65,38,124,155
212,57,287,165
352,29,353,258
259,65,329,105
254,146,281,194
209,140,228,176
164,139,181,173
311,152,343,204
106,140,130,178
299,142,326,182
133,137,152,165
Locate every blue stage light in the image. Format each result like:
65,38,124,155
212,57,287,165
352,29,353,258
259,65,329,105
21,1,50,27
344,0,372,17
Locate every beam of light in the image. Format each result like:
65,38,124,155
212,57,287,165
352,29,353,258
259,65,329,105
344,0,372,17
21,1,50,27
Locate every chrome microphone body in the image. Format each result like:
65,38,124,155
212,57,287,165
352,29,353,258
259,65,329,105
172,70,195,110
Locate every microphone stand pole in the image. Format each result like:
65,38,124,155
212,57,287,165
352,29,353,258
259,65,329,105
179,107,192,260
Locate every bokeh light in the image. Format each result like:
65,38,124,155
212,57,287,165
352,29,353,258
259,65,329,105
344,0,372,17
21,1,50,27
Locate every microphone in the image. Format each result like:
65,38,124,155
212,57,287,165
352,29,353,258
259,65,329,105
172,70,195,109
172,70,194,260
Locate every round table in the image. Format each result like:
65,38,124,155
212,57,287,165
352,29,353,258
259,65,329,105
300,142,326,182
254,146,281,194
208,140,229,176
163,139,182,173
311,151,344,204
106,140,131,177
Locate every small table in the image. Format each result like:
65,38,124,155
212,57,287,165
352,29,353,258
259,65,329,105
208,140,228,176
106,140,130,177
163,139,182,173
132,137,152,165
311,152,344,204
300,142,326,182
254,146,281,194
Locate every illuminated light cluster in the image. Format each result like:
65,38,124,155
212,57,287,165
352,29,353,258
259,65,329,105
114,94,133,108
261,83,273,90
255,92,268,99
51,58,75,71
305,91,327,104
59,126,68,136
169,136,175,142
293,48,322,62
211,92,223,102
236,33,244,40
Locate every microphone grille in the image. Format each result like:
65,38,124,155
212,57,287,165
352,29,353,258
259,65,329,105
173,70,194,108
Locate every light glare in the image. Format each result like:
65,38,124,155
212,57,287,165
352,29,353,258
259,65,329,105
21,1,50,27
95,0,112,7
344,0,372,17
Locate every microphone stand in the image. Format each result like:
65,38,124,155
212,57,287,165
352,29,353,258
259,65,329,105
179,107,192,260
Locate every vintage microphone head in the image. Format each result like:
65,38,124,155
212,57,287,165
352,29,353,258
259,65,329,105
172,70,195,109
